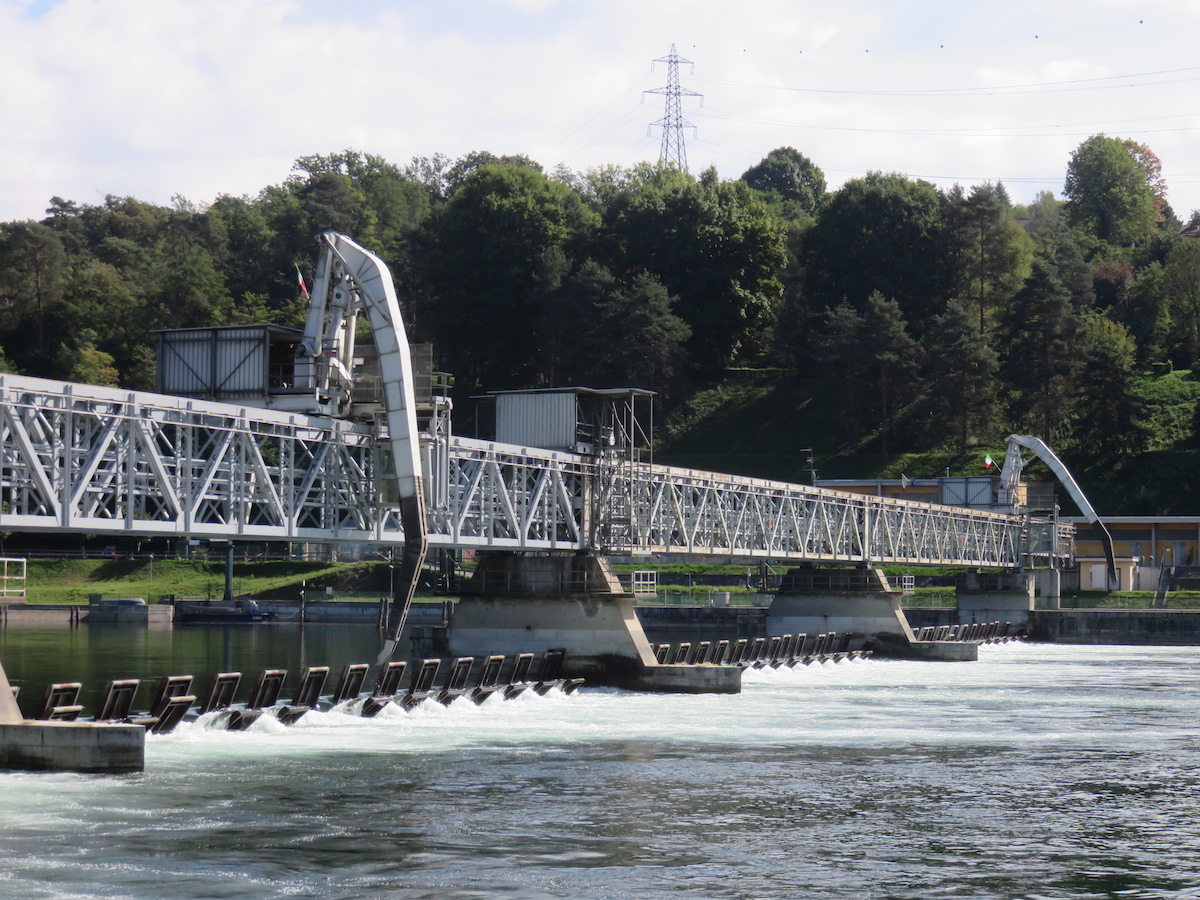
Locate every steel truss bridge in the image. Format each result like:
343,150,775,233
0,375,1069,568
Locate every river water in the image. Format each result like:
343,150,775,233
1,628,1198,900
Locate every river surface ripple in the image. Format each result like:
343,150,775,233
1,639,1198,899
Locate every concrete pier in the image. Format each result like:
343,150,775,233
0,660,144,773
768,566,977,661
446,554,742,693
957,571,1035,622
0,721,145,773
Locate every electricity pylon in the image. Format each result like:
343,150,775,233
644,44,703,171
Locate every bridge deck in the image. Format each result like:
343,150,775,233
0,375,1068,568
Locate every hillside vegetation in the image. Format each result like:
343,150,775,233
2,138,1199,516
656,369,1200,516
22,559,394,606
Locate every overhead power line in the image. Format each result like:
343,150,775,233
693,65,1200,98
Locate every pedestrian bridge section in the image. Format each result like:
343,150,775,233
0,375,1068,568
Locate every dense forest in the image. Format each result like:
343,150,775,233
2,138,1199,513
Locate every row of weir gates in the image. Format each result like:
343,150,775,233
652,623,1025,671
20,650,583,735
20,625,1030,734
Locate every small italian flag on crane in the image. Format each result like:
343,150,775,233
983,454,996,469
295,264,309,299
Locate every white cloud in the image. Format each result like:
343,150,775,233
1,0,1199,221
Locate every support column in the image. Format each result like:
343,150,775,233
1036,569,1061,609
446,554,742,693
768,566,977,661
957,570,1035,623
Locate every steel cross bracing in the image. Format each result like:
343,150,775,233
0,375,1060,567
0,375,385,542
595,460,1032,566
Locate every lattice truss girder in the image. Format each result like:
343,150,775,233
0,377,387,541
1,376,1059,567
598,464,1028,567
0,377,591,550
430,438,589,550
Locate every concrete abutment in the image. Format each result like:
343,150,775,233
0,658,144,773
446,554,742,693
767,566,983,661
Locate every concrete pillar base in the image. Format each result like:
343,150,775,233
957,571,1035,623
873,633,979,661
0,656,146,773
767,591,914,642
0,721,145,773
768,567,978,661
448,554,743,693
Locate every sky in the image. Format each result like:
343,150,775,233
2,0,1199,222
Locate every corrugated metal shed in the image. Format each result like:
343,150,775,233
496,391,577,451
488,387,656,454
155,325,302,401
939,477,996,508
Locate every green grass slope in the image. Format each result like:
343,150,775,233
656,370,1200,516
21,559,395,605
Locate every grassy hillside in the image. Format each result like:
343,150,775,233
656,370,1200,516
655,374,1007,485
21,559,395,605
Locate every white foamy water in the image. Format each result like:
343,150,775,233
3,642,1200,899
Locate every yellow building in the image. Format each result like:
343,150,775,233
1067,516,1200,591
817,476,1196,592
815,476,994,509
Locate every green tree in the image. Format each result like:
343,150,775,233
444,151,544,198
543,261,690,395
1063,134,1160,247
951,183,1033,332
1072,310,1144,460
1121,261,1170,366
67,344,120,387
861,293,921,453
817,293,919,452
802,172,951,327
60,259,145,386
1022,192,1095,306
153,243,233,330
602,167,786,378
1163,238,1200,365
291,150,431,265
417,163,590,391
998,260,1082,442
0,221,67,358
740,147,826,220
915,299,1000,450
205,195,291,318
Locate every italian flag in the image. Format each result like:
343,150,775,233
295,264,309,299
900,474,911,490
983,454,995,469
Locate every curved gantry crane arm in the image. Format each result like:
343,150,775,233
1001,434,1116,589
298,233,428,662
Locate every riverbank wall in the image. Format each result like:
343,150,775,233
0,600,451,628
905,606,1200,645
7,600,1200,647
1027,609,1200,644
